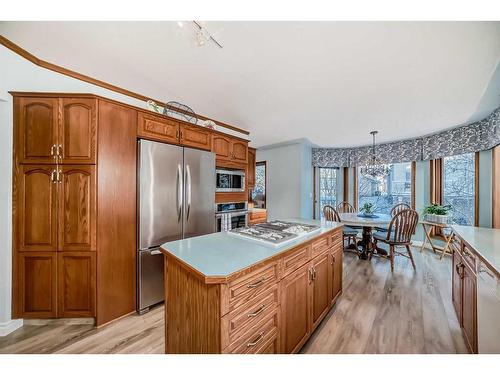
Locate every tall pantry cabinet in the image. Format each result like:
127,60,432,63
12,93,137,325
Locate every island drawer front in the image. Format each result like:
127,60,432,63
462,245,477,271
281,245,311,277
311,235,331,258
223,309,279,354
330,230,342,248
221,285,279,349
225,263,279,312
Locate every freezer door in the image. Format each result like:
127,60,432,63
138,140,183,250
183,148,216,238
138,248,164,312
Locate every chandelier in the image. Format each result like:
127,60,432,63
360,131,390,179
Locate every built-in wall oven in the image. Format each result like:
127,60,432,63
215,202,248,231
216,168,245,192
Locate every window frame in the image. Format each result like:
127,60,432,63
253,161,267,209
314,166,340,219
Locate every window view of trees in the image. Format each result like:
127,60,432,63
358,162,412,215
443,153,475,226
319,168,337,218
253,162,266,208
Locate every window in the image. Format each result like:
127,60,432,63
318,168,338,218
358,162,413,215
252,161,266,208
443,153,475,226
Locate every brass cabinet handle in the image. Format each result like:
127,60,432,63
56,168,62,183
331,254,335,265
308,268,314,284
176,129,179,139
179,130,183,140
50,144,57,158
57,144,62,160
246,332,264,347
456,263,464,279
313,267,317,280
247,277,265,288
50,169,56,183
247,304,266,318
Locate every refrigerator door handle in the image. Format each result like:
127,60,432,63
177,164,183,222
186,164,192,221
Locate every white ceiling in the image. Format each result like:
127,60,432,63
1,21,499,148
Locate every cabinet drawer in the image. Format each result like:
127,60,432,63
281,245,311,277
330,230,342,248
312,235,330,257
221,285,279,348
224,309,279,354
225,263,279,312
249,211,267,221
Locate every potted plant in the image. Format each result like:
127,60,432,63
422,204,452,224
360,202,376,217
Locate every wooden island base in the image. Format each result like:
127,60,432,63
163,226,343,354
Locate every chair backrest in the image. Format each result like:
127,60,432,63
386,209,419,244
390,203,411,217
336,201,355,214
323,205,340,222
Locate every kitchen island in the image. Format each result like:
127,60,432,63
160,219,344,354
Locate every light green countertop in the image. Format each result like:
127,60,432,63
160,218,343,279
452,225,500,275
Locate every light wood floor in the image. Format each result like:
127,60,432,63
0,247,467,354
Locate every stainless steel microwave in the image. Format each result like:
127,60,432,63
216,168,245,192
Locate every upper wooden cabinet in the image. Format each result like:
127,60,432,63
247,147,256,188
15,97,58,164
179,123,212,151
15,97,97,164
212,134,248,164
137,112,179,144
59,98,97,164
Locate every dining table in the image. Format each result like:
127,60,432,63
339,212,392,260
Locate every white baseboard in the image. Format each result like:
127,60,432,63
0,319,23,336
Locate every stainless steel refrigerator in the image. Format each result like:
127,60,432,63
137,139,215,313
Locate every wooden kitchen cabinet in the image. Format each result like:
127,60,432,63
57,165,96,252
330,247,343,305
280,262,311,354
212,134,248,164
58,252,96,317
18,252,58,318
179,123,212,151
15,97,97,165
462,262,478,353
247,147,256,188
15,97,59,164
16,165,58,252
59,98,97,164
452,248,463,321
311,251,330,330
137,111,180,144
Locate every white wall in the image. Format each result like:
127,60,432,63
256,140,313,221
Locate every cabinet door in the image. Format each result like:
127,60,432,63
138,112,180,144
247,148,256,187
232,140,248,163
329,248,343,305
212,134,232,160
462,264,478,353
18,252,57,318
280,262,311,353
59,98,97,164
311,252,330,330
57,166,96,252
16,97,58,164
180,123,212,151
58,252,96,317
17,165,58,252
452,249,463,324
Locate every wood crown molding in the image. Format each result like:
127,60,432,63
0,34,249,136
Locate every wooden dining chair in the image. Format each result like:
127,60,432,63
323,205,358,249
375,202,411,233
371,209,419,272
336,201,355,213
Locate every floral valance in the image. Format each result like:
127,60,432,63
312,107,500,168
